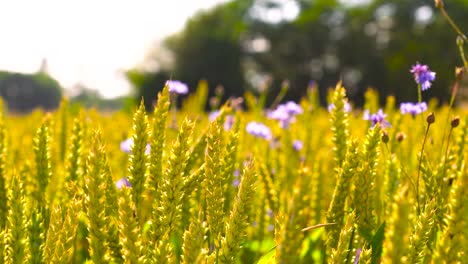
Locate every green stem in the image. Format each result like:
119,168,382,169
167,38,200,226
416,121,432,216
457,37,468,72
443,126,454,175
439,78,460,161
417,84,422,103
448,79,460,110
417,84,425,126
439,7,467,43
270,81,289,110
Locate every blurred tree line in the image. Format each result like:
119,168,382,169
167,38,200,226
0,70,63,113
0,71,131,113
129,0,468,110
0,59,131,113
69,84,134,112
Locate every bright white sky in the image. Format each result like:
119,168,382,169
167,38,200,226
0,0,229,98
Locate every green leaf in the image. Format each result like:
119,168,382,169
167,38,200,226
370,222,386,264
244,239,275,253
256,246,276,264
345,226,356,264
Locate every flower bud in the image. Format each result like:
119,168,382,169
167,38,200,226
215,85,224,96
427,112,435,124
451,116,460,128
455,67,465,81
381,131,389,143
396,131,406,142
209,97,219,108
434,0,444,9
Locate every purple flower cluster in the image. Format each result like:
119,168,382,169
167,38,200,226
120,138,151,155
267,101,303,128
354,249,362,264
208,110,235,131
400,102,427,116
246,122,272,140
363,109,391,128
116,177,131,189
166,80,189,95
292,140,303,151
232,168,241,187
410,63,436,91
232,178,240,187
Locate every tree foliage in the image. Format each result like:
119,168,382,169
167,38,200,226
0,71,63,113
128,0,468,108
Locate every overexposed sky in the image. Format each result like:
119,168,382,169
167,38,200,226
0,0,229,98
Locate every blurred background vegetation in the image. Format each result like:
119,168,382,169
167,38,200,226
128,0,468,110
1,0,468,112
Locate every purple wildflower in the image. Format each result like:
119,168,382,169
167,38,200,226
233,179,240,187
308,80,317,89
400,102,428,117
246,122,272,140
410,63,436,91
327,102,352,113
268,101,303,128
224,115,235,130
363,109,391,128
268,105,289,120
120,138,133,153
293,140,303,151
267,224,274,232
208,110,220,121
166,80,189,94
284,101,303,115
116,178,131,189
232,168,240,187
266,209,274,218
354,248,362,264
120,138,150,155
209,110,235,131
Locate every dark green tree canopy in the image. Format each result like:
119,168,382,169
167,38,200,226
0,71,63,113
128,0,468,109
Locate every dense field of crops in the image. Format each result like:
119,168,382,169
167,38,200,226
0,73,466,263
